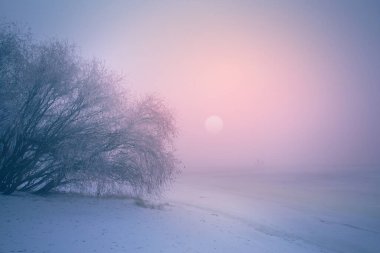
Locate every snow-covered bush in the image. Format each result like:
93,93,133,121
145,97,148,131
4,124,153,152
0,23,178,196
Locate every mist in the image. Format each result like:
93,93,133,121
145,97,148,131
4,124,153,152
1,0,379,172
2,1,380,253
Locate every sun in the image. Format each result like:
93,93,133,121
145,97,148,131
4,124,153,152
205,115,224,134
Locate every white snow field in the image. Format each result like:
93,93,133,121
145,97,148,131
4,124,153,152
1,170,379,253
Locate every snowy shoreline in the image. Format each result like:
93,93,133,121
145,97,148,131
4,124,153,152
1,171,380,253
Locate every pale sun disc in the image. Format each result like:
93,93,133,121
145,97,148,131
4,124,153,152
205,115,223,134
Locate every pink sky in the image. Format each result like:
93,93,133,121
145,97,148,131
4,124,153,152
1,0,380,171
103,1,379,170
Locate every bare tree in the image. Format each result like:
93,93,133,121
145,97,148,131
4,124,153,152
0,23,178,196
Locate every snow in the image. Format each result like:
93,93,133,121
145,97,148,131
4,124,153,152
1,170,380,253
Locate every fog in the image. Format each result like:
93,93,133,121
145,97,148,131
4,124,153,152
1,0,380,172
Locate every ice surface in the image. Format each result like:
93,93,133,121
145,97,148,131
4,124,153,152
167,170,380,253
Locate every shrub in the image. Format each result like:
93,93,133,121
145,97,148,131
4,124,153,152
0,23,178,196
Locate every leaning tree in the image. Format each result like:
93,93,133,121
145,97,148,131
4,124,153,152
0,23,178,196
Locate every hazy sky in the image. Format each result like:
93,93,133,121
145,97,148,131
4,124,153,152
1,0,380,171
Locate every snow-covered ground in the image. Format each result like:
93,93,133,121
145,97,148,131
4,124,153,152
1,170,380,253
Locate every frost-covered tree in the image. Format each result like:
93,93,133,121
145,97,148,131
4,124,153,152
0,23,178,196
